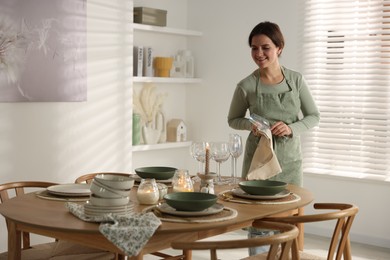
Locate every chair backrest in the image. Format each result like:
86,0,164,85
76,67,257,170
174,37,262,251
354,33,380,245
0,181,58,249
262,203,359,260
171,221,299,260
74,172,132,184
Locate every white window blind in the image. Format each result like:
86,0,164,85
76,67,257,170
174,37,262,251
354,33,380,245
301,0,390,181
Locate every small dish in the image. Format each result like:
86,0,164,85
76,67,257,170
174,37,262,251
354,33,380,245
232,188,290,200
89,194,129,207
156,202,224,217
94,174,134,190
90,179,131,198
164,192,217,212
135,166,177,180
239,180,287,195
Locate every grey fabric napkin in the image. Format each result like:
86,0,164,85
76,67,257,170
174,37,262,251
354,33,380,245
66,202,161,257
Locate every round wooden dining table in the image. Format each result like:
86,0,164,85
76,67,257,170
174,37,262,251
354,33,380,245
0,183,313,260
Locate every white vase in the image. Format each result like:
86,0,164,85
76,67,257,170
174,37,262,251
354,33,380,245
142,126,161,144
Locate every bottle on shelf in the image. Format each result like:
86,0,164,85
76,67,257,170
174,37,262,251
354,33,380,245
172,50,194,78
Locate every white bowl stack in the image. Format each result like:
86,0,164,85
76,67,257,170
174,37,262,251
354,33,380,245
85,174,135,217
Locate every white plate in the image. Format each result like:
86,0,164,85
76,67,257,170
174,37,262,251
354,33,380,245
232,188,290,200
47,184,91,197
156,202,224,217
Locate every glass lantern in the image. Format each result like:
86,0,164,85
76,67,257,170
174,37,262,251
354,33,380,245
137,178,159,205
172,169,194,192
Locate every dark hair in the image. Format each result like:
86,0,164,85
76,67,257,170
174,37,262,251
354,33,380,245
248,21,285,50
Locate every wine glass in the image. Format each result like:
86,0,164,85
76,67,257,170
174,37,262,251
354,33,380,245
228,134,243,185
210,142,230,185
190,142,206,173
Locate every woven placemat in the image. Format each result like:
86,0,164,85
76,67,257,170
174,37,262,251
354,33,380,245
218,190,301,205
143,205,238,223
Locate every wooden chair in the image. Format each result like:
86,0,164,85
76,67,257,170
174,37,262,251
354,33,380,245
75,172,133,184
0,181,116,260
171,221,299,260
261,203,359,260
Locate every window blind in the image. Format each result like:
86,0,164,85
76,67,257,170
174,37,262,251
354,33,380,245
301,0,390,181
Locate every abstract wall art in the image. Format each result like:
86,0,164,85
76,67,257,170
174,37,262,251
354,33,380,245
0,0,87,102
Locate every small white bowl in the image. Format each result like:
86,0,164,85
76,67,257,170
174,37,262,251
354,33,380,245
90,180,131,198
94,174,135,190
89,194,129,207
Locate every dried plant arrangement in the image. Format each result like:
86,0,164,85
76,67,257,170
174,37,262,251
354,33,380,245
133,83,167,127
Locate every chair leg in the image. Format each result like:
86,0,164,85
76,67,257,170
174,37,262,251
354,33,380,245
291,239,300,260
343,236,352,260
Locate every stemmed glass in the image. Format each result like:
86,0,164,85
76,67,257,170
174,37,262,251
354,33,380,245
210,142,230,185
228,134,243,185
190,142,206,173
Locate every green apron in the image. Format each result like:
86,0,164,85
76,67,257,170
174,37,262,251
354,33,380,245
242,72,303,187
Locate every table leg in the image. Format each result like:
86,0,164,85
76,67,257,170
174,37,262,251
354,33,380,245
184,249,192,260
7,221,21,260
297,207,304,251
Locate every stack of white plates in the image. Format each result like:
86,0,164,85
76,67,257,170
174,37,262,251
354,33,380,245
84,202,134,218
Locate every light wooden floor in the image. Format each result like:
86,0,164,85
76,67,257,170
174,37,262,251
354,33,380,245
144,229,390,260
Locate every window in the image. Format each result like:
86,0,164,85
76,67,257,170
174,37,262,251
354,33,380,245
301,0,390,181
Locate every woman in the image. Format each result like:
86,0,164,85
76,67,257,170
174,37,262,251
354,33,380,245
227,21,320,255
228,21,320,186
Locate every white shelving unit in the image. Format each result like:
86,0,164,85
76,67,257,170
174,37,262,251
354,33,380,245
133,77,201,84
132,22,201,152
132,141,192,152
133,23,202,37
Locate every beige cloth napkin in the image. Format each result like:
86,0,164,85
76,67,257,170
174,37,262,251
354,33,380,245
247,128,282,180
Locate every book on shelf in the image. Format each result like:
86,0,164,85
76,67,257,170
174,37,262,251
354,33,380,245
133,45,143,77
143,46,153,77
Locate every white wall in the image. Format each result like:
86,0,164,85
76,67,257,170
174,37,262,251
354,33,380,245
0,0,133,251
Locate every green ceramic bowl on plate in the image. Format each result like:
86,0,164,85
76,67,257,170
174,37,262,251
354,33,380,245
135,166,177,180
239,180,287,195
164,192,218,212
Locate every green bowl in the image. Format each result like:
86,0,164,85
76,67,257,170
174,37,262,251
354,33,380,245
239,180,287,195
164,192,218,212
135,166,177,180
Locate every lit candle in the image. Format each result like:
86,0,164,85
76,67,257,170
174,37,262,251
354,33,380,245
205,143,210,175
172,169,194,192
137,179,159,205
137,189,159,204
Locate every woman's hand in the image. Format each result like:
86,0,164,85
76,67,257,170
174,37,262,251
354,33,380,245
251,124,262,137
270,121,292,137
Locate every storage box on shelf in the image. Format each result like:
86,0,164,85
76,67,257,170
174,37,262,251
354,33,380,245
134,7,167,27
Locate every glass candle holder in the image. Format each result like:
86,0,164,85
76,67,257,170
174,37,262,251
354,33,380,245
137,178,159,205
157,183,168,200
172,169,194,192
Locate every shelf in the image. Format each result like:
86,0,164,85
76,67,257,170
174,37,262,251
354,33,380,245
133,77,201,84
132,141,192,152
133,23,202,37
